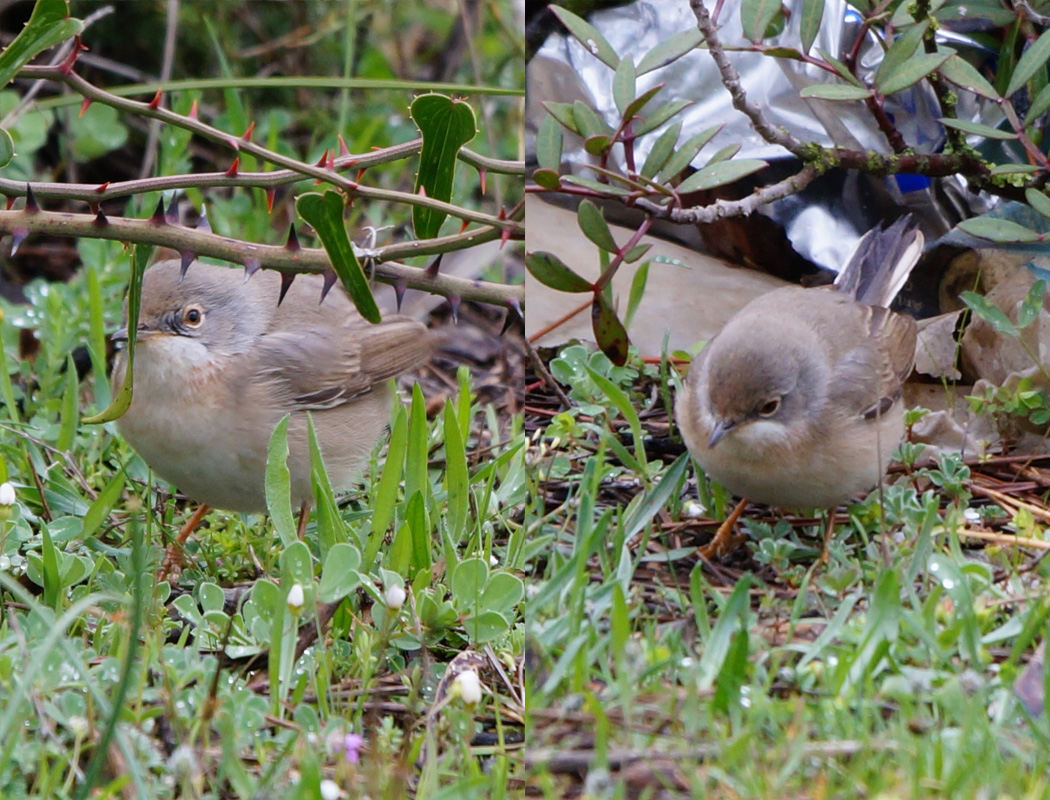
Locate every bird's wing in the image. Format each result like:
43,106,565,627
827,304,917,420
253,318,431,410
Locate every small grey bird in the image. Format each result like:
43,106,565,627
112,260,431,569
675,217,923,559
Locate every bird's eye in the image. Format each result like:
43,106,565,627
757,398,780,417
181,305,204,327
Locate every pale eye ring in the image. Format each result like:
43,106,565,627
757,398,780,417
181,305,204,327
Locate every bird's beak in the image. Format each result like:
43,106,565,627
707,419,733,449
111,325,161,344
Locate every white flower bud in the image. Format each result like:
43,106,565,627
384,584,406,610
0,483,15,506
286,583,305,612
454,669,483,705
319,779,345,800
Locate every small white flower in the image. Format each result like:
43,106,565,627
683,500,705,519
68,716,89,738
286,583,305,612
384,584,406,610
0,483,15,506
454,669,483,705
963,507,981,523
489,555,499,568
319,779,346,800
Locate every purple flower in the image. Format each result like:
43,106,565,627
343,733,363,764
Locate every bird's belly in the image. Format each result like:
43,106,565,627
696,408,904,509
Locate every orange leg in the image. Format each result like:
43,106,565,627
698,498,748,560
817,512,836,567
296,500,311,540
159,503,211,583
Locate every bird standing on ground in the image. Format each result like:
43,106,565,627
675,217,924,560
112,260,431,574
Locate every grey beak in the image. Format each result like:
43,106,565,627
112,327,129,343
707,419,732,449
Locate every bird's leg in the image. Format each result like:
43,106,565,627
698,498,748,560
296,500,311,540
159,503,211,583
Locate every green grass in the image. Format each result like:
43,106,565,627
523,344,1050,798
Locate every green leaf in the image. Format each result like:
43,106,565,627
265,414,299,548
83,243,152,425
526,251,592,293
443,401,469,543
799,84,871,101
659,125,722,182
878,53,949,96
875,21,929,88
572,100,610,139
296,190,380,323
561,175,632,196
640,121,681,179
318,543,362,603
939,54,999,100
79,472,125,542
549,5,619,69
633,100,694,136
479,572,524,616
535,113,563,172
592,292,630,367
938,117,1016,140
637,29,703,76
956,216,1042,243
799,0,825,55
741,0,783,42
410,93,477,239
451,557,490,611
1006,28,1050,97
69,103,128,162
577,200,619,253
816,48,864,87
56,355,78,452
543,101,578,134
696,574,751,689
1026,188,1050,219
713,629,750,714
404,383,428,507
0,128,13,168
701,143,741,166
838,570,900,693
585,362,647,476
0,0,83,91
366,403,407,568
961,291,1020,337
1025,83,1050,126
531,168,561,190
41,523,60,609
675,158,768,193
583,134,612,156
613,55,636,117
621,83,665,123
463,610,509,643
1017,280,1046,330
307,414,346,558
624,261,650,329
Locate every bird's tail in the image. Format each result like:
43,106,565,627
834,215,924,308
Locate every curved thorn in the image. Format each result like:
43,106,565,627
79,98,92,118
10,228,28,257
424,255,442,278
93,208,108,227
224,157,240,177
265,187,276,214
285,224,301,251
196,206,211,233
148,89,163,110
320,270,338,304
243,258,261,281
394,279,407,313
24,184,39,214
278,271,295,305
149,197,166,225
180,251,195,280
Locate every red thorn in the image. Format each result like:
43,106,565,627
243,258,261,280
94,181,110,194
479,169,487,195
320,270,338,303
285,224,301,252
315,149,329,167
24,184,39,214
148,89,163,110
424,255,442,278
325,150,335,170
241,121,255,142
188,99,199,120
4,196,13,211
93,208,108,227
10,228,28,257
180,251,195,279
224,157,240,177
448,294,461,324
278,271,295,305
265,187,275,214
355,168,366,183
149,197,166,225
459,218,470,234
417,185,428,198
394,280,407,312
338,135,350,159
196,206,211,233
79,98,92,118
58,36,87,76
88,202,99,214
